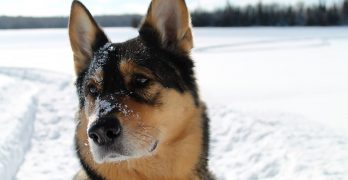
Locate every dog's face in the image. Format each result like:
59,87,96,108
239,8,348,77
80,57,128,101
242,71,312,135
69,0,198,163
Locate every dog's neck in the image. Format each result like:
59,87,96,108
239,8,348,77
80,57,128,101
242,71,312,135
75,107,205,180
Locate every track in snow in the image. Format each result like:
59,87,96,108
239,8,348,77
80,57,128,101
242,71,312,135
15,76,80,180
0,68,79,180
0,72,39,180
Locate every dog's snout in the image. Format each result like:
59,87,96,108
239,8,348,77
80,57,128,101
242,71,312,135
88,117,121,146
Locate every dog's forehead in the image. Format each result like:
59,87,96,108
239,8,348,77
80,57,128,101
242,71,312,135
87,39,153,81
90,39,150,70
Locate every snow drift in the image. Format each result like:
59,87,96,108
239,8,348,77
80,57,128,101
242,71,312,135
0,27,347,179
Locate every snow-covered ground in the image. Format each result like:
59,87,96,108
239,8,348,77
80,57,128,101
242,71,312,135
0,27,347,179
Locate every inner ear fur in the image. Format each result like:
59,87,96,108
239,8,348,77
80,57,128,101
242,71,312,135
68,0,109,76
139,0,193,54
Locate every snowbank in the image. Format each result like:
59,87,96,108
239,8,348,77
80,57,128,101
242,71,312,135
0,71,39,179
0,27,347,179
209,106,348,180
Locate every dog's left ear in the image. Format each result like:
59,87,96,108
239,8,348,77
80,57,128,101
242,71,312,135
139,0,193,54
69,0,109,76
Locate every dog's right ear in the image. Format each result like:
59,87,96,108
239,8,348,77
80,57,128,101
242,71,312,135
69,0,109,76
139,0,193,54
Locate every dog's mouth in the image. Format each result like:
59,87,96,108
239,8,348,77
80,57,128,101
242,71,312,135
106,140,158,162
89,138,159,163
103,153,129,162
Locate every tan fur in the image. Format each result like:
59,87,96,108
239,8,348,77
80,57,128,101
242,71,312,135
76,89,204,180
142,0,193,53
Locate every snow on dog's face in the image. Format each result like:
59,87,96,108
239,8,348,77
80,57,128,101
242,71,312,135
69,0,198,163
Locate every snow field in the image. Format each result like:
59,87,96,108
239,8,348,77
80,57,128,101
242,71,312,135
0,27,347,179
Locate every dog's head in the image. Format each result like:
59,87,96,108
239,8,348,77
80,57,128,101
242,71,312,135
69,0,199,163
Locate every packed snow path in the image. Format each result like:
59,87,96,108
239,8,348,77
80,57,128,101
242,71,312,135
0,68,79,179
0,68,347,180
0,69,39,180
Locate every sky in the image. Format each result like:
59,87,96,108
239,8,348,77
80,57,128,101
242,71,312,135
0,0,344,17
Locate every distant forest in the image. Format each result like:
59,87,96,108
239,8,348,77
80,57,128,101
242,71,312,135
191,0,348,26
0,0,347,29
0,15,143,29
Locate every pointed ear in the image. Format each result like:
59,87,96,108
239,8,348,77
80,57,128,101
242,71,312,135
139,0,193,54
68,0,109,76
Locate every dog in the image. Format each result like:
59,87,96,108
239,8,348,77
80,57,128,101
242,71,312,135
68,0,214,179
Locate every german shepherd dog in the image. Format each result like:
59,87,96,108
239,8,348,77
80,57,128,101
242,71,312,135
69,0,214,179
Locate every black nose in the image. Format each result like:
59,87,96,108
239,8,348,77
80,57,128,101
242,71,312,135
88,117,121,146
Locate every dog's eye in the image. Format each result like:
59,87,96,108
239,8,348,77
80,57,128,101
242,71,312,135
132,74,150,87
87,85,98,97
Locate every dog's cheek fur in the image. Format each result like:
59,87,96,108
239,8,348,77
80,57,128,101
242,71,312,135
75,88,207,179
75,111,104,180
121,89,196,141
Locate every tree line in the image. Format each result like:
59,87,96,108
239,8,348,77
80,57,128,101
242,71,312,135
0,0,347,29
0,15,142,29
191,0,348,26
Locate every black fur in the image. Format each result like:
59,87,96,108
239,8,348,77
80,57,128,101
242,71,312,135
196,104,215,179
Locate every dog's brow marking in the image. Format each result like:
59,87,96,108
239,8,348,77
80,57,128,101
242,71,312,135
119,59,155,84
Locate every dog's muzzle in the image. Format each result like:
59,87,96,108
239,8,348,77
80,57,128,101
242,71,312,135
88,117,121,146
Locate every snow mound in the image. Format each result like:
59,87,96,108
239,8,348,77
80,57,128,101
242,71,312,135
0,66,347,180
0,68,79,180
16,81,80,180
0,70,40,179
209,105,348,180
